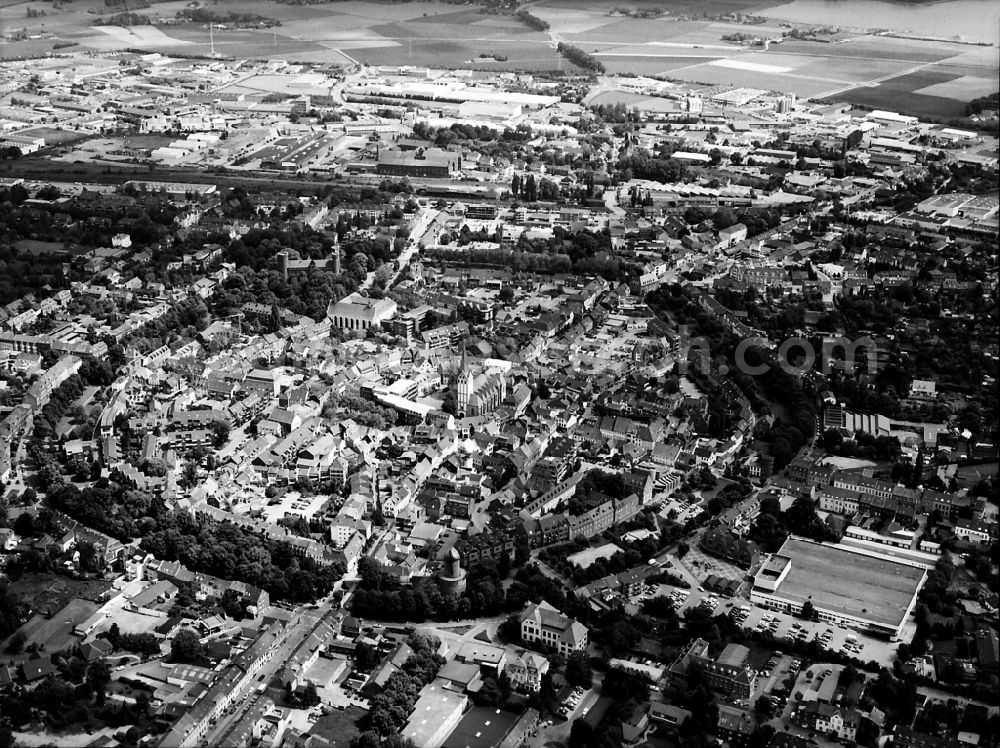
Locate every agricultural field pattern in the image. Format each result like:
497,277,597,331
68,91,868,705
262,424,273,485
1,0,997,119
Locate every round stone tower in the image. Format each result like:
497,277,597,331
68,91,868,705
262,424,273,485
438,547,467,595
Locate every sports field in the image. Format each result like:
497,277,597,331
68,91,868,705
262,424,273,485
771,537,925,628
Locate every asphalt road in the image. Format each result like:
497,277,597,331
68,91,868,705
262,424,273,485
200,587,352,744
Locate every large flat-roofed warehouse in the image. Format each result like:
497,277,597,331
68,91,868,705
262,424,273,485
443,706,520,748
401,682,468,748
377,147,460,178
750,536,926,640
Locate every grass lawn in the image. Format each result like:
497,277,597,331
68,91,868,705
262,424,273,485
310,706,366,746
16,128,90,147
13,240,67,255
439,624,474,635
582,694,614,727
2,597,100,665
641,733,681,748
8,573,112,614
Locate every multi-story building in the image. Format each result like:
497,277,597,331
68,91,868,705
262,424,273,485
455,529,516,572
669,639,757,700
802,703,865,742
567,493,641,540
816,486,861,515
504,649,550,692
699,526,760,569
954,518,997,544
832,471,894,500
24,355,82,409
327,292,398,332
716,706,756,748
519,601,588,656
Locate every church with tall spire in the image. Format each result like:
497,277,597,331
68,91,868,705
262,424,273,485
455,341,507,418
457,341,475,415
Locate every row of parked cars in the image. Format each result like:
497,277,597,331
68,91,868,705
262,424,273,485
698,591,720,612
634,583,661,604
731,605,752,625
756,613,782,635
790,621,813,642
841,636,863,655
558,686,587,718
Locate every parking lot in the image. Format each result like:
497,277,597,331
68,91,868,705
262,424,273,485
556,685,591,719
526,687,607,748
655,495,704,524
630,579,900,668
753,652,801,697
678,540,750,585
732,602,906,666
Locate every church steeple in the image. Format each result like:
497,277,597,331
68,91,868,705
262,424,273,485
457,340,474,417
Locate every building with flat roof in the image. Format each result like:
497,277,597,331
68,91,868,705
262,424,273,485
401,682,468,748
610,658,666,684
124,180,217,196
377,147,460,178
751,536,926,640
442,706,519,748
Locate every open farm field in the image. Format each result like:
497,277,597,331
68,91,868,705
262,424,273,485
822,68,975,119
348,38,563,70
1,39,63,59
791,56,916,84
917,75,998,101
595,43,738,58
538,0,775,13
1,0,994,118
0,0,102,36
666,61,852,98
193,0,359,22
588,30,996,116
297,0,480,22
599,57,727,76
154,24,329,58
562,19,711,45
775,36,969,63
368,18,541,41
